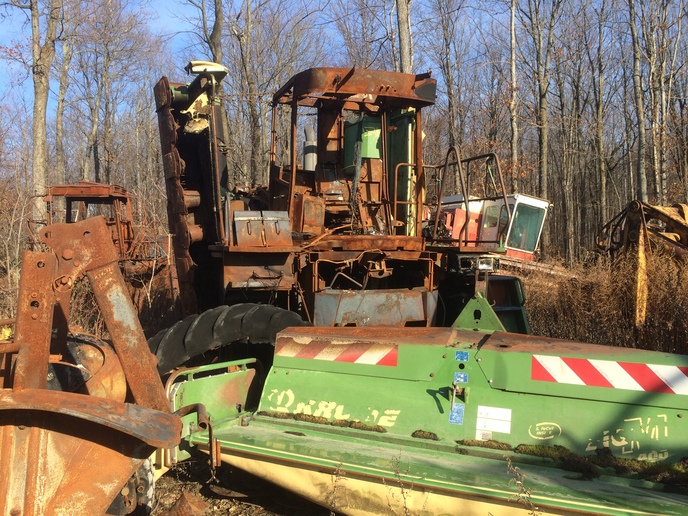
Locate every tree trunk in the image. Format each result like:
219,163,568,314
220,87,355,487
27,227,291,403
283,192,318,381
55,35,74,184
396,0,412,73
628,0,648,201
30,0,62,222
235,1,262,185
509,0,519,193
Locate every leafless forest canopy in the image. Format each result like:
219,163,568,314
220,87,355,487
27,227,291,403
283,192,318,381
1,0,687,316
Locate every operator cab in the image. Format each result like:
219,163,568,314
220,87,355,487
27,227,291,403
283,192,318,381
439,193,548,261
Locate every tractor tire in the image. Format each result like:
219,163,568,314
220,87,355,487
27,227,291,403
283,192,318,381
148,304,308,375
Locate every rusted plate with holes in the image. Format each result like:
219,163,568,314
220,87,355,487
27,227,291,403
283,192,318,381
40,218,170,414
44,181,132,201
12,251,56,391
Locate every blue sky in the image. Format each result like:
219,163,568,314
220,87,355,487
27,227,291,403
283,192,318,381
0,0,197,101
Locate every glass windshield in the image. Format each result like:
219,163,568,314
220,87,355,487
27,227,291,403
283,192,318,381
506,203,546,252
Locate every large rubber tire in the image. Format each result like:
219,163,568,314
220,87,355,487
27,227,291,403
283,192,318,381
148,304,308,375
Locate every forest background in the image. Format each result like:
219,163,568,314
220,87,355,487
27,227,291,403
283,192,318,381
0,0,687,348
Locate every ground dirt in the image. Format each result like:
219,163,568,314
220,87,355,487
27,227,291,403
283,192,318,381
151,450,333,515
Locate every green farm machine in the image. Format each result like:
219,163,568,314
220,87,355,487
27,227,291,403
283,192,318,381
3,62,688,515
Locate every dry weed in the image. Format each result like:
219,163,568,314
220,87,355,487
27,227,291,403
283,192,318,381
524,252,688,353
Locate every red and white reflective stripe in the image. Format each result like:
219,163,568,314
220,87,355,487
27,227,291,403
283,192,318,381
532,355,688,394
277,339,398,366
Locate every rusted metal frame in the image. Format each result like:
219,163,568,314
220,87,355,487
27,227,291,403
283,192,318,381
0,389,180,448
47,182,131,199
269,104,279,177
379,110,392,233
0,343,19,354
415,109,425,237
454,150,471,247
392,162,416,235
155,77,198,316
87,260,170,413
432,146,465,244
112,198,126,258
40,217,169,413
315,249,431,261
208,76,227,245
463,152,511,244
287,98,299,223
309,234,424,252
430,154,447,241
12,251,56,391
273,68,437,108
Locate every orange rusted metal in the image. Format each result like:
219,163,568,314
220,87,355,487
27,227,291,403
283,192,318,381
271,67,437,109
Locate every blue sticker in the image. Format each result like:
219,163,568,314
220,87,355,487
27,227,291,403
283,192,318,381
449,403,465,425
454,372,468,384
455,351,469,362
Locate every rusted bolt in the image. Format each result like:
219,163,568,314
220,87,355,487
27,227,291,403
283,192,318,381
442,354,447,358
31,314,38,320
679,414,684,419
17,425,25,430
62,249,74,260
429,372,435,378
10,508,21,516
286,371,290,375
137,485,145,493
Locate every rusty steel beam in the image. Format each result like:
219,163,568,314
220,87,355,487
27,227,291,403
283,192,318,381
272,67,437,109
45,181,131,201
12,251,56,391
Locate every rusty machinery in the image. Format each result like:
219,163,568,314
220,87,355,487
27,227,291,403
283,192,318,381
597,200,688,328
151,62,549,371
35,181,169,276
0,216,181,514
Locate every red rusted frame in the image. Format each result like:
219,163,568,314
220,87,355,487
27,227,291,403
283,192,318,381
272,67,437,109
39,217,169,413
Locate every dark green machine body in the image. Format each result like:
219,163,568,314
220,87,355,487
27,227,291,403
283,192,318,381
167,298,688,515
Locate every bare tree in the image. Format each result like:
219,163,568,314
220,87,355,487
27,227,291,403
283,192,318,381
72,0,156,184
230,0,262,185
5,0,62,221
396,0,412,73
509,0,519,193
54,0,81,184
416,0,471,194
518,0,563,204
627,0,648,201
330,0,397,69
